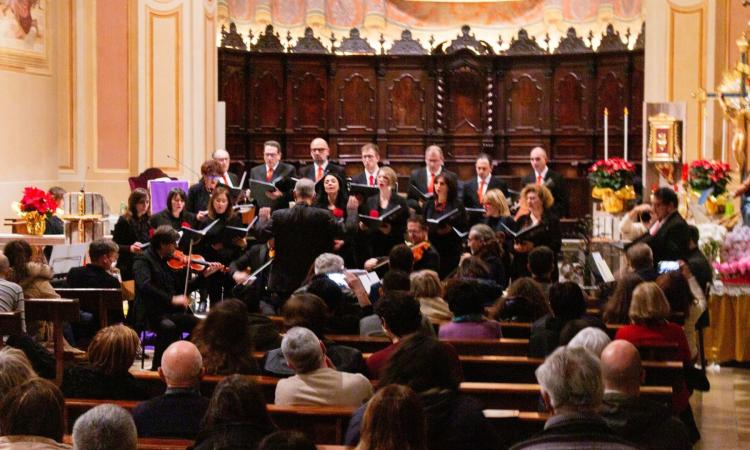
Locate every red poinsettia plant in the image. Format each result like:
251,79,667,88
689,159,731,195
587,158,636,190
19,187,58,218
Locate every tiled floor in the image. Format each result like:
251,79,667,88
694,365,750,449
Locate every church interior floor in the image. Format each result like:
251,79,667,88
694,366,750,449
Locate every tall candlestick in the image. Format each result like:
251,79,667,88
721,116,727,162
700,105,707,160
604,108,609,160
623,107,629,160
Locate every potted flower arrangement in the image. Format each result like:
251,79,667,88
588,158,637,213
12,187,58,235
689,160,732,215
714,225,750,285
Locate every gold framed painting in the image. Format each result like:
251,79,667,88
0,0,49,74
647,113,681,163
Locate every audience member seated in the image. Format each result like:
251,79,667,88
656,266,707,359
72,404,138,450
365,244,415,302
453,257,504,304
275,327,373,407
410,270,452,325
191,299,260,375
626,243,658,282
192,374,277,450
263,293,366,377
439,278,502,340
0,347,37,398
66,239,122,289
529,282,604,358
60,325,148,400
614,282,697,441
0,378,70,449
566,326,611,357
489,277,550,323
527,245,555,297
359,270,413,336
132,341,208,439
367,292,424,379
0,253,25,332
258,430,316,450
599,340,691,449
356,384,427,450
603,273,645,324
510,347,638,449
462,224,507,289
686,225,713,292
346,334,494,450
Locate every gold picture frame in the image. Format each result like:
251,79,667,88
647,113,682,163
0,0,50,75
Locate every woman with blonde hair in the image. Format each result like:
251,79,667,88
0,347,37,398
356,384,427,450
509,184,561,281
410,270,452,324
359,166,409,260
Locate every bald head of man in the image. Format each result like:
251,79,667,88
158,341,204,389
212,149,231,175
530,147,548,173
310,138,330,165
600,340,643,397
425,145,444,173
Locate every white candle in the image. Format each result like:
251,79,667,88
623,107,629,160
604,108,609,160
721,116,727,162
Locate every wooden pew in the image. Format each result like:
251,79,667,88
327,334,530,356
63,434,192,450
54,288,123,329
0,310,24,346
25,298,80,385
130,371,672,412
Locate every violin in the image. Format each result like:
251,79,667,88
411,241,430,262
167,250,226,273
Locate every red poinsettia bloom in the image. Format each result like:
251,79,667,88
332,208,344,218
20,187,58,217
369,209,380,218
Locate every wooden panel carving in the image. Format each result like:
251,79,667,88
596,69,625,130
448,65,483,134
507,72,543,133
292,72,326,131
337,72,376,132
219,64,246,130
387,74,426,132
554,69,588,132
631,55,644,132
251,69,284,130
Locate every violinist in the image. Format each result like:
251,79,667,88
358,167,408,260
132,226,222,370
406,215,440,273
196,185,246,307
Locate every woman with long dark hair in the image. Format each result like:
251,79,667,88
191,299,259,375
423,173,466,278
113,188,151,283
315,173,356,266
150,187,196,231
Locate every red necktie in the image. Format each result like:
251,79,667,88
369,175,375,186
223,174,229,186
316,166,324,181
478,179,485,204
536,175,542,185
427,173,435,194
266,167,273,182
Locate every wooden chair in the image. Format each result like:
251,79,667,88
54,288,123,329
25,298,80,385
128,168,173,191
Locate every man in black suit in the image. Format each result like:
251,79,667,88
351,143,381,187
132,226,223,370
639,187,690,264
407,145,457,211
66,239,121,290
249,140,297,211
132,341,209,439
462,153,509,208
257,178,357,302
521,147,569,218
212,149,240,188
299,137,346,182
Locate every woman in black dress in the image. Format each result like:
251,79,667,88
510,184,561,281
423,173,466,278
359,166,408,261
197,185,246,306
314,173,356,267
112,188,151,283
150,187,196,231
482,188,515,282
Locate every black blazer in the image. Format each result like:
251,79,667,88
298,162,346,181
360,193,409,258
258,204,356,294
639,211,691,264
462,176,509,208
149,209,196,231
423,198,466,278
112,215,151,281
132,390,209,439
249,162,297,209
521,170,570,218
407,167,458,208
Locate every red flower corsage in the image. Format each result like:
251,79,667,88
369,209,380,218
